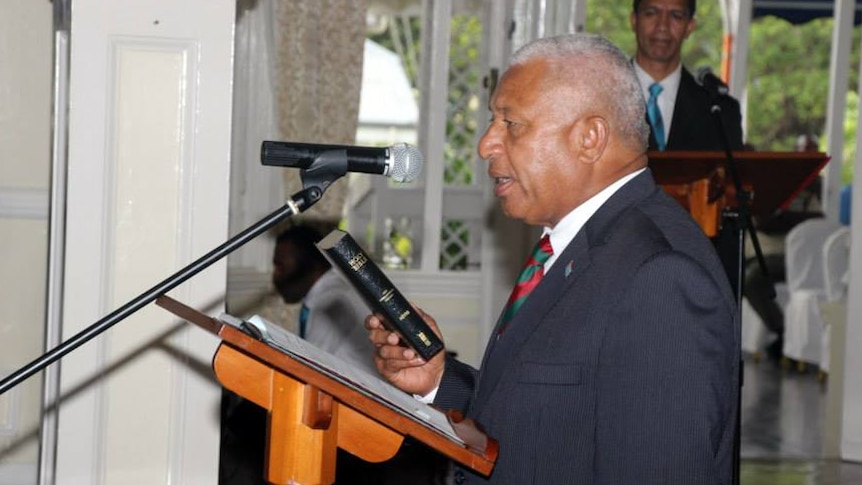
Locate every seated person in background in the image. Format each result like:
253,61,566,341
221,223,448,485
271,224,378,375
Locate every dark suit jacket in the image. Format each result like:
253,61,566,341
648,67,744,151
436,170,740,485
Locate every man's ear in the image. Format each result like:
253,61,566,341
573,115,609,164
684,17,697,40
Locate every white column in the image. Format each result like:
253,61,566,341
823,0,855,221
840,27,862,460
418,0,451,272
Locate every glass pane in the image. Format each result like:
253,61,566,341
445,14,483,187
353,10,425,266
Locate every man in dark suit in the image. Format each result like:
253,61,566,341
367,34,739,484
631,0,744,151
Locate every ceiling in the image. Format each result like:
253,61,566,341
753,0,862,24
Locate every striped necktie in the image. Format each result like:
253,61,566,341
647,82,666,151
499,235,553,334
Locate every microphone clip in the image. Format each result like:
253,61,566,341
696,66,730,99
300,149,348,193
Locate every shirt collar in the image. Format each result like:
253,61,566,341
632,60,682,98
542,168,646,270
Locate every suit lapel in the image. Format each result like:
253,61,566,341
666,68,699,150
472,171,660,412
475,234,592,406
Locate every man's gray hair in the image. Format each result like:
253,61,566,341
511,34,649,149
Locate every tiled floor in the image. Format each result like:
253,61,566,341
739,355,862,484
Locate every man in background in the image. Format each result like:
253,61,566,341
222,224,448,484
631,0,744,151
222,223,376,484
271,224,379,374
275,224,450,484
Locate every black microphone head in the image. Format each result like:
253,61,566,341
696,66,729,96
695,66,712,84
388,143,423,183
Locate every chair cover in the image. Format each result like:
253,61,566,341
782,218,842,367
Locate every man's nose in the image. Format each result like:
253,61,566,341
477,124,499,161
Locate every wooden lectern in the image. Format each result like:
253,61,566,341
156,296,497,485
648,151,830,237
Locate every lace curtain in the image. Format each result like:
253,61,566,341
274,0,367,223
232,0,366,247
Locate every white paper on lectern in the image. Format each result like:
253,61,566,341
217,313,463,445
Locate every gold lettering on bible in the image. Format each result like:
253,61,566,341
348,252,368,271
417,332,431,346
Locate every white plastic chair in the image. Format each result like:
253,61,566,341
819,226,851,374
782,218,843,368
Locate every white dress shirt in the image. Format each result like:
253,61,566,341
303,269,379,376
633,61,682,146
542,168,646,272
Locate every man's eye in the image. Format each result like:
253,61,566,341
670,11,689,21
489,116,516,128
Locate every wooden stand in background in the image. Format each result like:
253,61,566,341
649,151,829,237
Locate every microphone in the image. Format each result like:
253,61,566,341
261,141,423,183
696,67,729,97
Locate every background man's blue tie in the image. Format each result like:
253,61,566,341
647,82,666,151
298,303,310,339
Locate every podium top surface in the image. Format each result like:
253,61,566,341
154,295,497,476
648,151,830,220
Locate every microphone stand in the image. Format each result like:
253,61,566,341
707,94,773,485
0,150,352,396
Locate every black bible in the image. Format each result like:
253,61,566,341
316,229,444,361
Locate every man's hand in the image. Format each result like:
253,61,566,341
365,305,446,397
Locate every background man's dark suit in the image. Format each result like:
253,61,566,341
436,170,740,484
648,67,745,152
646,66,747,298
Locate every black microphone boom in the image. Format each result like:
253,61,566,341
261,141,423,183
696,66,729,97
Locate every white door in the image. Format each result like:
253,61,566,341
56,0,235,483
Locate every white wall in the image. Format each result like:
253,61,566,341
0,1,52,482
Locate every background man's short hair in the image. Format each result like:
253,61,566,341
632,0,696,16
275,224,331,270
